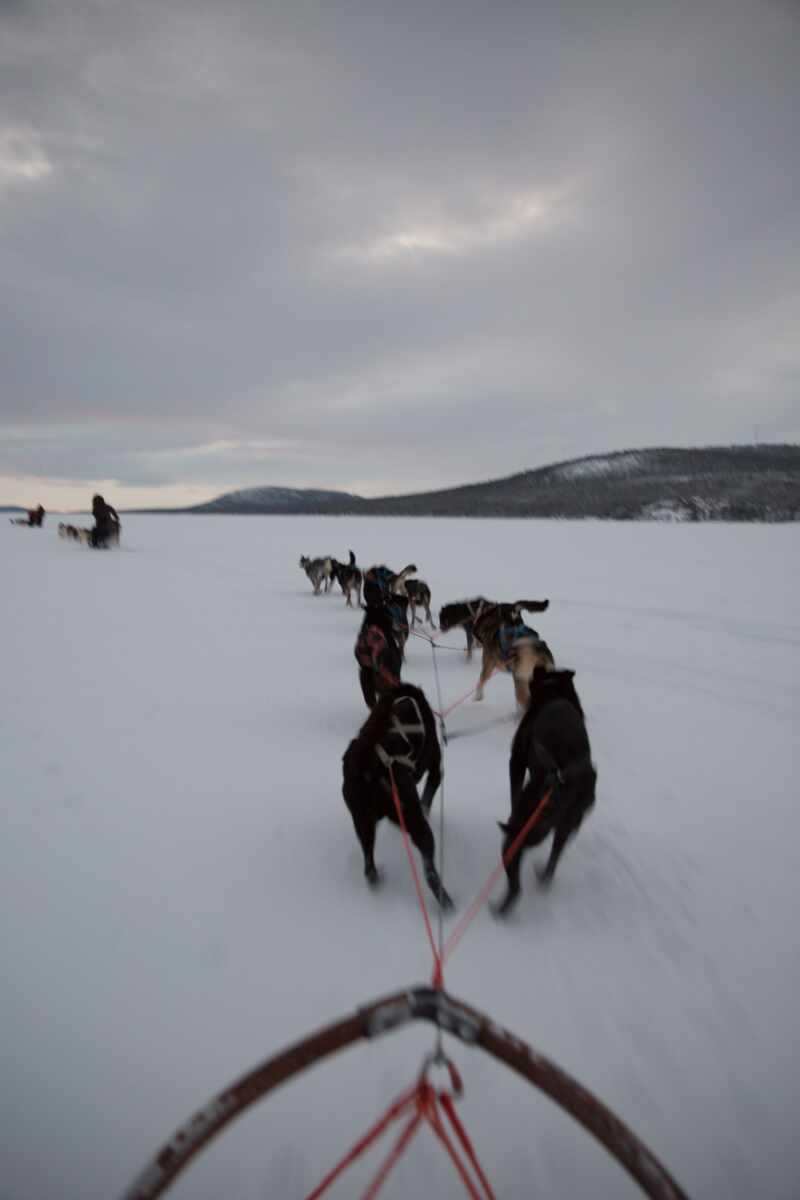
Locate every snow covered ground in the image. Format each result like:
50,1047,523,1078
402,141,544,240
2,514,798,1199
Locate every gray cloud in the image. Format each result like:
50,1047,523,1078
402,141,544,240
1,0,798,502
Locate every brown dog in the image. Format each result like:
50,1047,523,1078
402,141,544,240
440,599,553,707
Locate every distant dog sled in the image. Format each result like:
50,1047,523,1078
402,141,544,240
10,505,45,528
58,496,121,549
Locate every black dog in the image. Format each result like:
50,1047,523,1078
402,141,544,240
438,597,493,659
363,566,413,653
331,550,363,608
354,601,403,708
494,667,596,916
342,683,451,908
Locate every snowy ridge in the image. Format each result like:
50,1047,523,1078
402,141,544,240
183,445,800,521
549,451,650,481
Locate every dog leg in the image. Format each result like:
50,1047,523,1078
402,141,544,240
419,752,442,815
537,800,584,885
423,859,453,910
394,769,452,910
493,784,553,914
536,825,569,885
509,739,527,801
491,821,527,916
473,648,494,701
513,670,531,710
512,645,538,710
492,883,520,917
343,785,381,886
359,667,377,709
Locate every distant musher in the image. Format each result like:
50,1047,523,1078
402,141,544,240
10,504,45,527
90,494,121,548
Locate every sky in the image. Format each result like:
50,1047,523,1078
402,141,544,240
1,0,799,510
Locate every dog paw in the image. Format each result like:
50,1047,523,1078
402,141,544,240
365,866,382,888
491,891,519,918
535,865,554,887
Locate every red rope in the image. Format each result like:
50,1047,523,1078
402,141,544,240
424,1090,492,1200
304,1084,418,1200
437,1091,497,1200
388,768,443,987
361,1107,424,1199
409,629,462,651
305,1075,496,1200
437,678,482,720
434,662,502,722
441,786,553,966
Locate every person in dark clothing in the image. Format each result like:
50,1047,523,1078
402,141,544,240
354,597,403,709
10,504,45,527
493,667,597,916
90,494,120,548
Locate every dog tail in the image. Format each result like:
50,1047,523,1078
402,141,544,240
515,598,549,613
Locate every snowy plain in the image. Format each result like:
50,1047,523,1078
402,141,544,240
1,514,798,1199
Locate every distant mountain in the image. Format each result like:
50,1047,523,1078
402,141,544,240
192,485,366,514
183,444,800,521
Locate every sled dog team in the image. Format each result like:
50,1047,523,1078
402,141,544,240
300,551,597,916
11,494,121,548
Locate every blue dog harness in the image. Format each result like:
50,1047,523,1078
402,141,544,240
498,621,539,662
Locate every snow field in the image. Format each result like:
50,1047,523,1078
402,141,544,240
1,515,798,1198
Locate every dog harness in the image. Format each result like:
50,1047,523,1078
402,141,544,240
374,695,427,773
496,621,539,662
364,565,395,599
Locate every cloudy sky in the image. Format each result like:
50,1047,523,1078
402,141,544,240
1,0,798,508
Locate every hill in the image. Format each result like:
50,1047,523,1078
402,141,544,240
187,445,800,521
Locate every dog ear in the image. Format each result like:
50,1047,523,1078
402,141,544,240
497,820,509,833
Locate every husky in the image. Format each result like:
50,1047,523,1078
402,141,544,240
440,599,553,707
299,555,334,594
331,551,363,607
494,667,596,915
342,683,451,909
